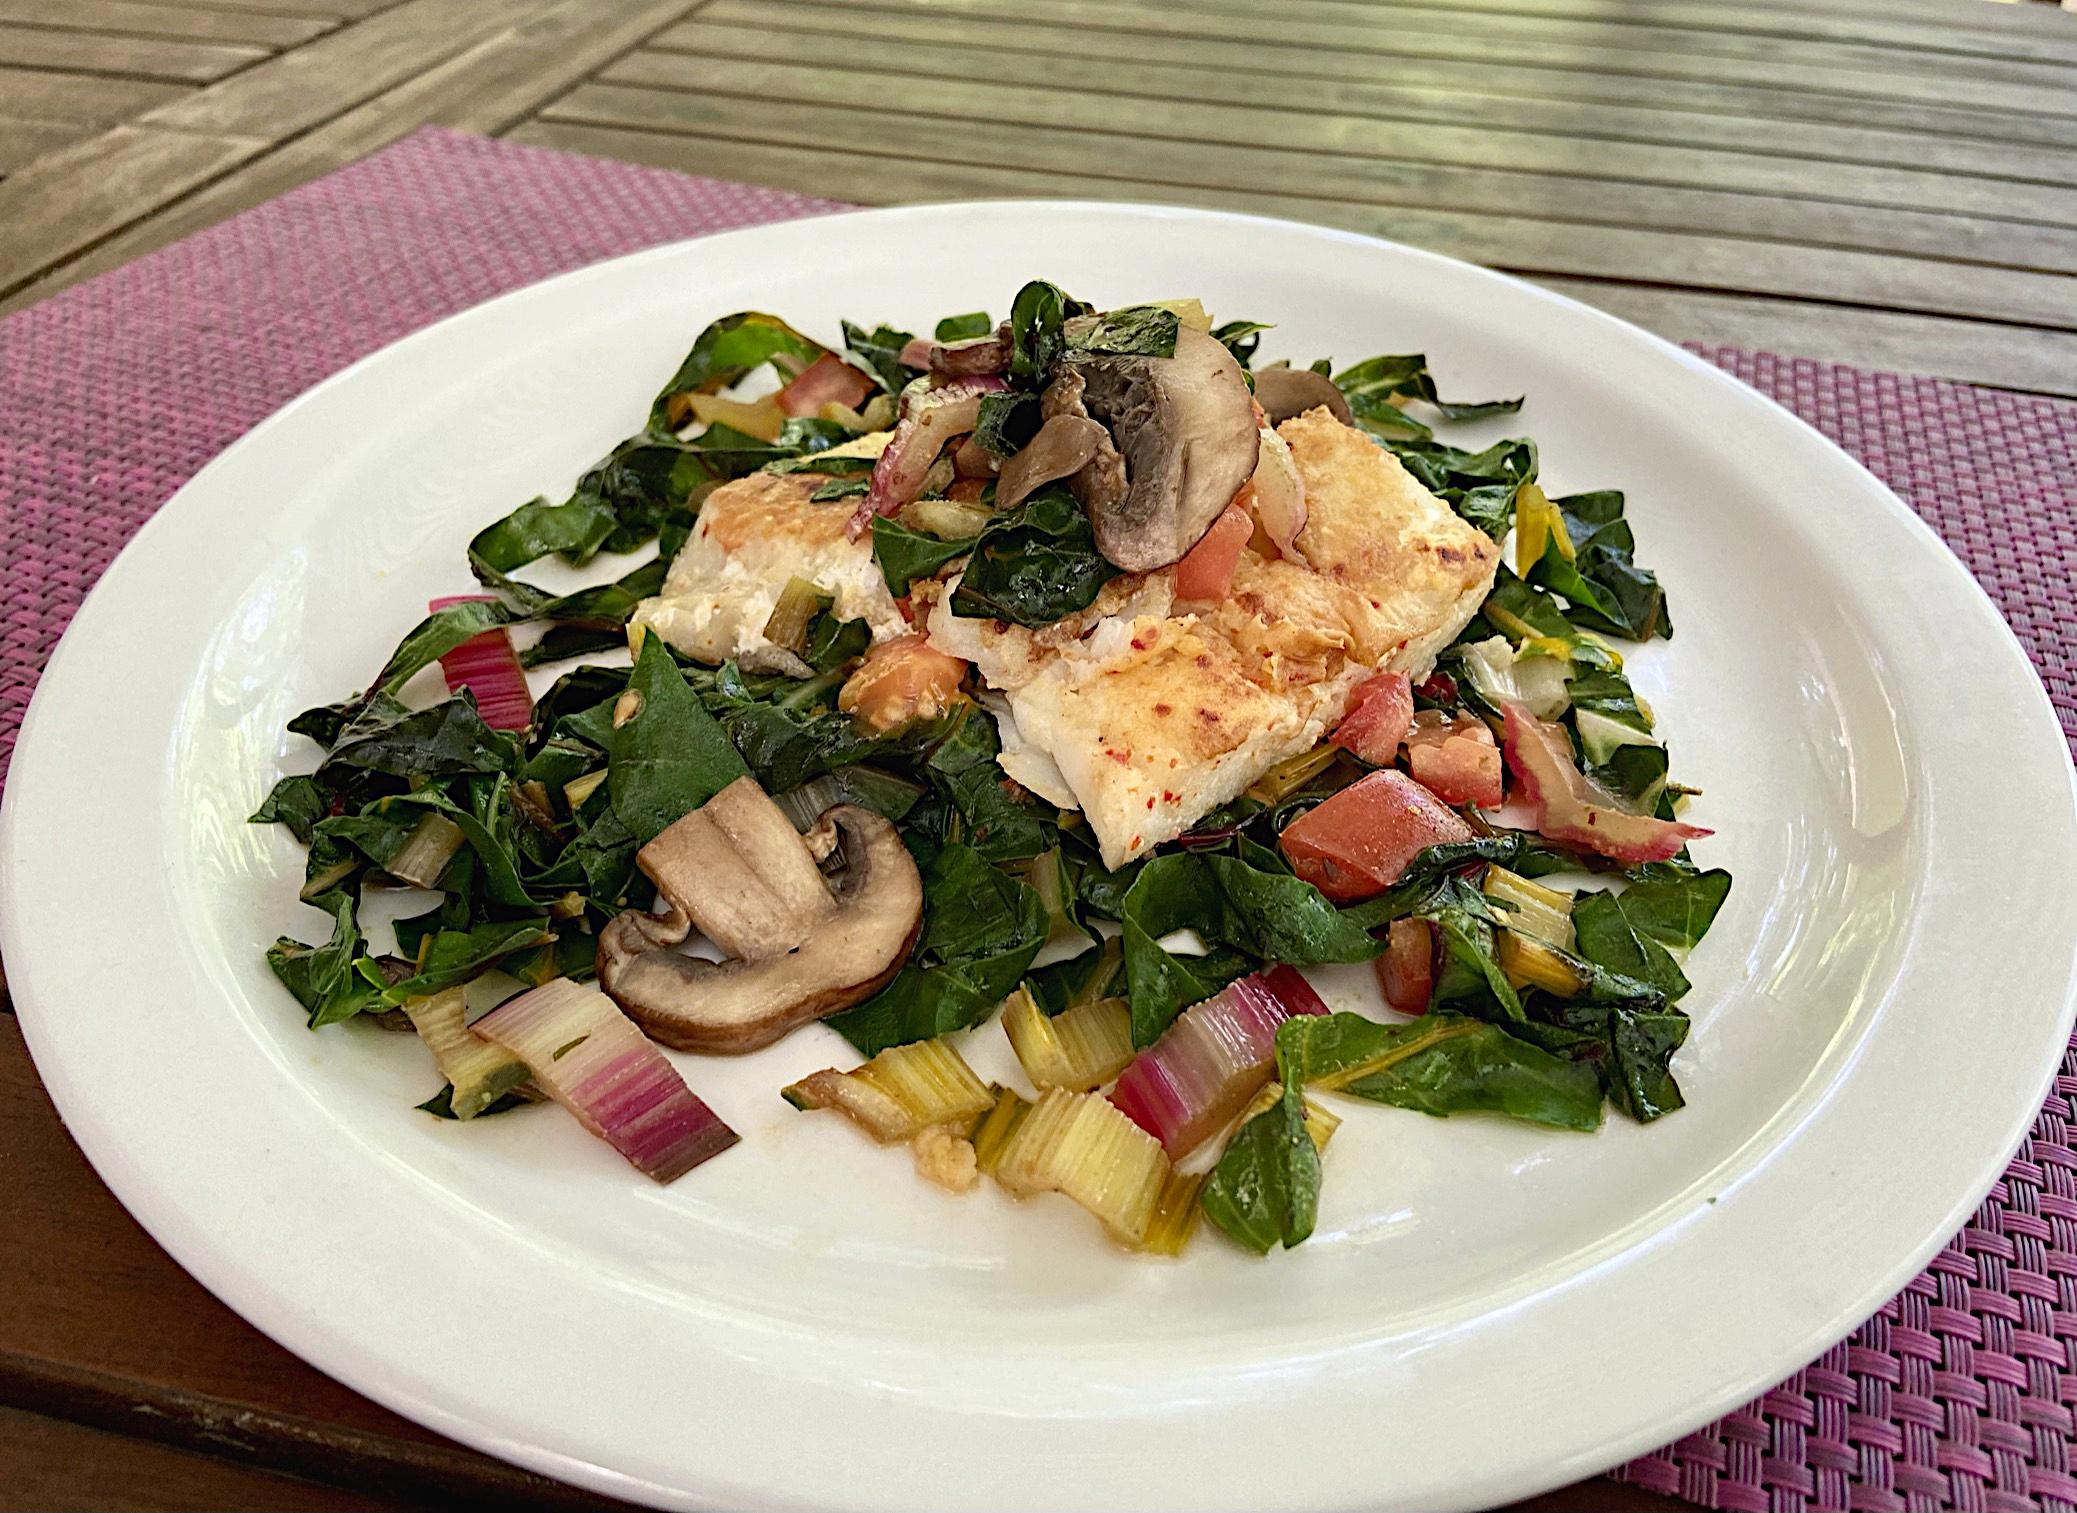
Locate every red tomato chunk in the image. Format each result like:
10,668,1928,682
1279,770,1474,901
1331,672,1413,765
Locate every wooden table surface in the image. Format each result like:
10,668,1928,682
2,1,2073,1509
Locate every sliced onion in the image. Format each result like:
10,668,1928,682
901,333,1012,376
777,353,876,418
1247,426,1307,558
851,375,1010,537
996,414,1108,511
473,980,738,1183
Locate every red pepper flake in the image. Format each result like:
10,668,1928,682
1196,709,1221,724
1194,654,1213,669
1131,635,1150,650
1161,790,1179,803
1105,748,1132,766
1153,702,1172,716
1145,797,1156,810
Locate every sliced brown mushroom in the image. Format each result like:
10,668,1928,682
1251,364,1353,426
995,413,1110,511
597,777,923,1054
1053,324,1260,572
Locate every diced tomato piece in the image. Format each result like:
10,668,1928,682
1376,918,1436,1014
1405,710,1503,807
1172,503,1252,602
1332,672,1413,765
777,353,876,417
838,634,968,732
1260,963,1329,1017
1279,770,1475,902
1414,671,1458,704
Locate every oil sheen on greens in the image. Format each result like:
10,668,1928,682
252,281,1727,1255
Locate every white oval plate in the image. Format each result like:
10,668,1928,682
4,203,2073,1513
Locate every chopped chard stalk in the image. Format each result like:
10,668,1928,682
994,1088,1170,1246
400,985,529,1120
783,1037,994,1143
969,1085,1033,1177
386,812,465,889
473,980,737,1184
1109,971,1326,1159
428,595,532,732
1002,986,1135,1093
1139,1167,1209,1258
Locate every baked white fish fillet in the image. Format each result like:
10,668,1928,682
927,407,1500,866
629,432,901,673
633,408,1498,868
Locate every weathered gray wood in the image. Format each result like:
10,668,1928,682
0,124,263,300
661,16,2077,194
509,118,2077,394
0,20,266,81
0,67,182,123
0,0,705,315
623,36,2077,230
1145,0,2077,77
0,0,333,49
1347,0,2077,64
140,0,552,137
763,0,2077,111
0,115,88,173
180,0,397,17
540,81,2077,327
1527,278,2077,400
701,0,2077,151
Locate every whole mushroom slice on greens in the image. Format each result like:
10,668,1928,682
597,776,924,1054
1042,323,1260,572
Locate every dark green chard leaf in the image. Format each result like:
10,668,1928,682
1026,937,1126,1016
1118,851,1384,1046
1334,353,1522,440
650,311,828,428
418,1085,533,1120
1390,437,1539,539
1528,490,1670,641
923,704,1056,863
1066,304,1180,359
267,892,375,1028
870,515,975,597
935,311,993,341
250,775,327,844
1529,998,1691,1123
842,320,919,395
824,841,1049,1055
531,666,626,752
1202,1067,1319,1255
368,919,556,1005
1010,280,1077,383
949,487,1119,628
765,452,876,478
1281,1011,1605,1132
1572,869,1731,1004
608,635,749,846
1417,874,1526,1022
973,392,1041,457
318,696,518,786
468,494,619,577
1211,319,1271,367
810,478,869,502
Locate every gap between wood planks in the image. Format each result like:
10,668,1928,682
0,0,710,310
507,119,2077,399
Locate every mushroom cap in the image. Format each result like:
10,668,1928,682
597,796,923,1055
1251,364,1353,426
1059,325,1260,572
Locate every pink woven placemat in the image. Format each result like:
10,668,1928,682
2,127,2072,1513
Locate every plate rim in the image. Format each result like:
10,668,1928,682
5,197,2073,1513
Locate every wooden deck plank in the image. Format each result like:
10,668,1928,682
0,21,267,82
509,119,2077,397
139,0,554,138
0,0,703,315
0,116,90,174
538,83,2077,328
0,1405,413,1513
1345,0,2077,64
0,0,334,49
1144,0,2077,78
618,40,2077,232
181,0,397,18
0,124,265,299
697,0,2077,152
661,16,2077,194
0,65,185,122
770,0,2077,113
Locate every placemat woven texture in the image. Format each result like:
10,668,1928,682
1,127,2072,1513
